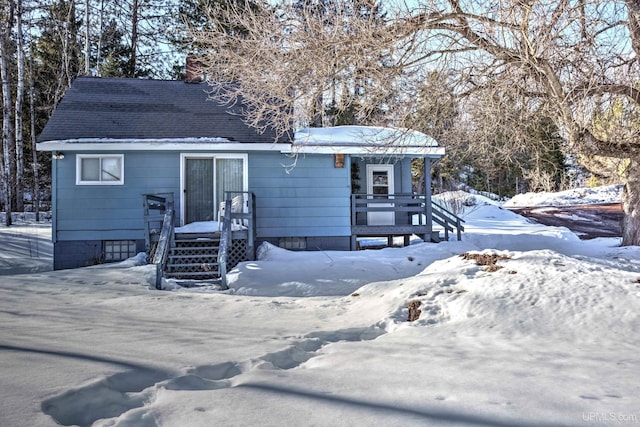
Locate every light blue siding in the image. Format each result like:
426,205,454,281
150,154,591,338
249,152,351,238
53,150,352,242
54,151,181,241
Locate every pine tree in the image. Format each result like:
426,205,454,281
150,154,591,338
95,19,129,76
170,0,260,78
32,0,82,113
294,0,388,127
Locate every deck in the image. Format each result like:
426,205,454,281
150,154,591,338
350,194,464,249
144,192,463,288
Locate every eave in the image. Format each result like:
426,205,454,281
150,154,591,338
36,138,289,153
37,138,445,157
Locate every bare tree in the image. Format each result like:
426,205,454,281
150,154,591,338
107,0,179,78
194,0,640,245
404,0,640,243
59,0,77,96
84,0,90,74
29,78,40,222
1,0,15,226
128,0,138,77
191,0,415,137
15,0,25,212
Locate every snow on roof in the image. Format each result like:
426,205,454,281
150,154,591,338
295,126,438,146
293,125,444,156
39,137,233,145
36,137,288,152
37,126,445,157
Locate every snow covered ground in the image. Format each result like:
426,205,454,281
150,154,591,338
1,187,639,427
0,212,53,275
503,184,623,207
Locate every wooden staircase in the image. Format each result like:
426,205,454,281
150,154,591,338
144,191,257,288
165,233,222,281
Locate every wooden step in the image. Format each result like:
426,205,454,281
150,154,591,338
162,232,232,281
169,254,217,262
172,243,219,249
173,243,219,249
169,247,220,257
174,233,221,241
164,271,220,279
172,240,219,246
167,261,219,269
173,279,223,287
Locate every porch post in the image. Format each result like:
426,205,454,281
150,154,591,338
424,158,432,240
402,157,413,246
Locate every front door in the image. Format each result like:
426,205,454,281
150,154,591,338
182,154,247,225
185,158,214,223
366,164,394,225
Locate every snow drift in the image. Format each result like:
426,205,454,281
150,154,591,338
1,187,639,427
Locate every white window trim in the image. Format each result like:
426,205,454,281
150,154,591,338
179,153,248,226
76,154,125,185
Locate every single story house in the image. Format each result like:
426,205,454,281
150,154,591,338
37,76,458,278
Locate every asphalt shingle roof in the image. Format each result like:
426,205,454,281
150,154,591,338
38,77,281,144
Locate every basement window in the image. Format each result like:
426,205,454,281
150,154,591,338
279,237,307,250
77,154,124,185
104,240,137,262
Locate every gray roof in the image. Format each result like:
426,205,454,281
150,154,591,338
38,77,283,144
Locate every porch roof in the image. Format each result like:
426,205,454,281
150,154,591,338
293,125,445,157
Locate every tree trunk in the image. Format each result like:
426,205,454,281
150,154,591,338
55,0,76,106
0,0,14,226
622,159,640,246
30,85,40,222
84,0,90,75
129,0,138,77
96,0,104,76
14,0,24,212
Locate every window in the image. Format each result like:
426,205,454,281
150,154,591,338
77,155,124,185
104,240,137,262
182,154,247,224
215,157,244,209
279,237,307,250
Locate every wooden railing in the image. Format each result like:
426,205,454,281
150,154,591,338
224,191,257,261
143,193,175,289
217,191,256,289
431,200,465,241
218,198,232,290
351,193,464,242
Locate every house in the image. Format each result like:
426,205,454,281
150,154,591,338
37,76,460,279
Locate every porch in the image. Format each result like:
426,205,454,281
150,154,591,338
350,193,465,250
144,190,464,289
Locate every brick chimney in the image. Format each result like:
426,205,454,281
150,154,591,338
185,55,203,83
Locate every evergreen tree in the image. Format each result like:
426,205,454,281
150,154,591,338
292,0,388,127
114,0,177,78
94,18,129,77
170,0,260,79
32,0,82,112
